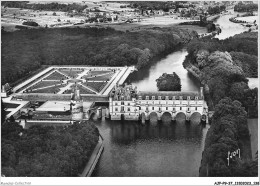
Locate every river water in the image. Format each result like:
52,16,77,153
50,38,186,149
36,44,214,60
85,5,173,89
92,11,256,177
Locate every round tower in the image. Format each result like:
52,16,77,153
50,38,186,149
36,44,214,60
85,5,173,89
70,83,83,121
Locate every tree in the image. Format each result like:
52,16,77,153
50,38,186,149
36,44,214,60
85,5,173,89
1,121,99,177
156,72,181,91
1,99,6,124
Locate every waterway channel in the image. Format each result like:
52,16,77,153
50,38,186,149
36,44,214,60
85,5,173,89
92,11,257,177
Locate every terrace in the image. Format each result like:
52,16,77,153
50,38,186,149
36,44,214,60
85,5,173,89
9,66,132,98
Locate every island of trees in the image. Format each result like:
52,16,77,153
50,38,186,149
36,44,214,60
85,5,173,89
156,72,181,91
1,120,99,177
183,31,258,176
1,26,197,87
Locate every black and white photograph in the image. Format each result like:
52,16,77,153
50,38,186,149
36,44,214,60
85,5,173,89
1,0,259,185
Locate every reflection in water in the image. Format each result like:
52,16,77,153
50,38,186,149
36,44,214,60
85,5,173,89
214,10,248,40
127,49,201,92
92,117,208,177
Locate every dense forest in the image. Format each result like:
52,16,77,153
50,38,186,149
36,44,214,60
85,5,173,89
1,1,88,12
183,32,258,176
1,121,99,177
1,26,197,86
200,97,258,176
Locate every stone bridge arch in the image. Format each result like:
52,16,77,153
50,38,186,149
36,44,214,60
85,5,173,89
149,112,158,126
174,111,186,122
161,112,172,124
189,112,202,124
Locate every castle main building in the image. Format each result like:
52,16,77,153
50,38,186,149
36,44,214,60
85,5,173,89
109,84,208,123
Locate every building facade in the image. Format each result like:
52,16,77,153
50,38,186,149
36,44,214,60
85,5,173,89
109,85,208,123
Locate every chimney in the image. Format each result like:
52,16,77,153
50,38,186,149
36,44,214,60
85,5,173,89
200,87,204,99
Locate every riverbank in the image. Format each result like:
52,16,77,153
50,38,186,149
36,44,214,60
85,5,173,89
80,135,104,177
247,119,258,159
183,33,258,176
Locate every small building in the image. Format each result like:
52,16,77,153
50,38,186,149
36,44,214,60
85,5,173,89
1,83,11,97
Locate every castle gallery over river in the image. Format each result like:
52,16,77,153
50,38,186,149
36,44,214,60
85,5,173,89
1,66,208,127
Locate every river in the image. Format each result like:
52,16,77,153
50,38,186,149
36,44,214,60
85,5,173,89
92,11,256,177
214,10,249,40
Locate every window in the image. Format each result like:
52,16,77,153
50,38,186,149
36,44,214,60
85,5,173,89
128,108,130,111
128,102,130,106
166,107,168,110
115,107,118,112
152,107,154,110
180,107,182,110
139,96,142,100
195,107,197,111
115,102,118,106
121,101,124,105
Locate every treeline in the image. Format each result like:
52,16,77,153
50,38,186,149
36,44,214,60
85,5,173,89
1,1,88,12
200,97,258,176
184,32,258,77
129,1,177,11
207,5,226,15
184,32,258,110
183,32,258,176
234,3,258,12
1,26,196,86
1,121,99,177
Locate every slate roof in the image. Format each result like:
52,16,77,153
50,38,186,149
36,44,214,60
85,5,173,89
137,91,202,100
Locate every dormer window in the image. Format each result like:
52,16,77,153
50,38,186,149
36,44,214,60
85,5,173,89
158,96,162,100
179,96,183,100
152,96,155,100
146,96,149,100
165,96,169,100
195,96,198,100
187,96,190,100
172,96,176,100
138,96,142,100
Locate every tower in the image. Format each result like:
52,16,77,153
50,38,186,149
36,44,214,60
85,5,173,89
70,83,83,121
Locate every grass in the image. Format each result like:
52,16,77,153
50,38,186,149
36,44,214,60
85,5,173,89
84,82,107,93
43,71,67,80
3,102,20,108
29,81,60,90
30,84,65,93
